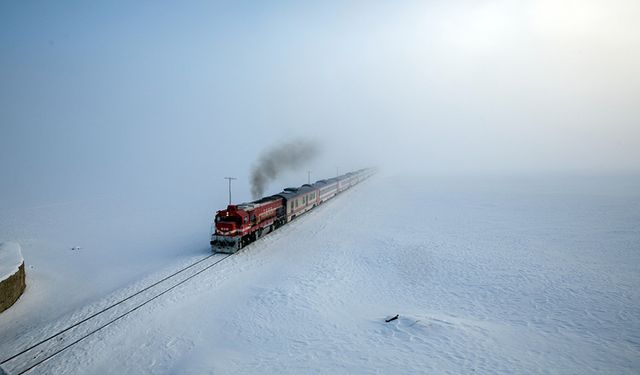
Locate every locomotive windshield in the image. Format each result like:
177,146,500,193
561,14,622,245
216,215,241,224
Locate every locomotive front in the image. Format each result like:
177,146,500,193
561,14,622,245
211,205,248,251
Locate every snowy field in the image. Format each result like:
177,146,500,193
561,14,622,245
1,173,639,374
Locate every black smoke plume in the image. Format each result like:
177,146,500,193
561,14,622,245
250,139,321,199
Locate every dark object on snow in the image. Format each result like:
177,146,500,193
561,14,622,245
385,314,399,323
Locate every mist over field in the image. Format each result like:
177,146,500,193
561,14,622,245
1,0,639,210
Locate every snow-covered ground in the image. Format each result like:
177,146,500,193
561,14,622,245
1,174,639,374
0,242,23,282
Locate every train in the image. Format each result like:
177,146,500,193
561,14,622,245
210,168,375,253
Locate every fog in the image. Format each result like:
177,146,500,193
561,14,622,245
1,0,639,209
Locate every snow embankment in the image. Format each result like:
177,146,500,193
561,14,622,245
0,242,23,282
0,241,26,312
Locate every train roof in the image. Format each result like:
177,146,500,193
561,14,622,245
317,178,339,185
276,184,315,200
236,195,282,210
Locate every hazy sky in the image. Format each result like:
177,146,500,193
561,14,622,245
1,0,639,207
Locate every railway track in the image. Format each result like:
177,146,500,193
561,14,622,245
0,252,233,375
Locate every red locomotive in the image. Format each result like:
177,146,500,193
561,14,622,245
211,168,374,253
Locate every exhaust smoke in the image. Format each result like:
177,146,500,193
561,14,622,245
250,139,321,199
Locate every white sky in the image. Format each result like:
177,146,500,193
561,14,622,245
1,0,639,207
